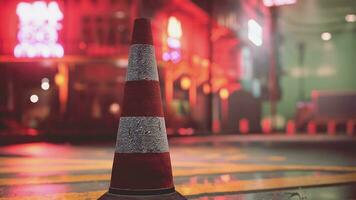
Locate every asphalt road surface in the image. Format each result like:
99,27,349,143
0,135,356,200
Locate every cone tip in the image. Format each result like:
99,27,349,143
131,18,153,45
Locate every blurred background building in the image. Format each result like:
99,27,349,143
0,0,355,141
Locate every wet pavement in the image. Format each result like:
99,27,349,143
0,135,356,200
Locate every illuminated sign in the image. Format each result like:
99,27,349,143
163,16,182,63
263,0,296,7
14,1,64,58
167,17,182,38
248,19,262,46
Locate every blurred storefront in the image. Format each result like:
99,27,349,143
0,0,276,137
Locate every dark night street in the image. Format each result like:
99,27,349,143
1,0,356,199
0,135,355,200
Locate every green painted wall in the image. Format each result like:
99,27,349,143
263,0,356,121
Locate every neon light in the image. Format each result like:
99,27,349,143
14,1,64,58
163,16,182,63
167,17,182,38
170,50,181,63
162,52,171,61
248,19,262,46
263,0,296,7
167,37,181,49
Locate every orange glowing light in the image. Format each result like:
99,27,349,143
55,74,65,86
56,63,68,114
201,59,210,67
219,88,229,100
202,83,211,94
192,55,200,64
180,76,191,90
167,16,182,38
109,103,120,115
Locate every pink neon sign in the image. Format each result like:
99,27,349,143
263,0,296,7
14,1,64,58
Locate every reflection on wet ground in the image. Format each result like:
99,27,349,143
0,135,356,199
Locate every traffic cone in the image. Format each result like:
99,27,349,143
99,18,186,200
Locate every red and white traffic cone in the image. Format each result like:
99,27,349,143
99,18,186,200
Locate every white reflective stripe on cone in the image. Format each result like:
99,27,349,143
127,44,158,81
115,117,169,153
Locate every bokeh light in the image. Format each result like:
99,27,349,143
219,88,229,100
30,94,39,103
321,32,332,41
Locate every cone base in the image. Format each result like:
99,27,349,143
98,191,187,200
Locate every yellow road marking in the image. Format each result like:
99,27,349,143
0,164,112,174
0,158,112,166
0,174,110,186
177,172,356,196
267,156,286,162
173,164,356,177
0,161,238,174
0,190,105,200
2,155,356,175
0,158,233,167
2,173,356,199
225,154,248,161
1,164,356,186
